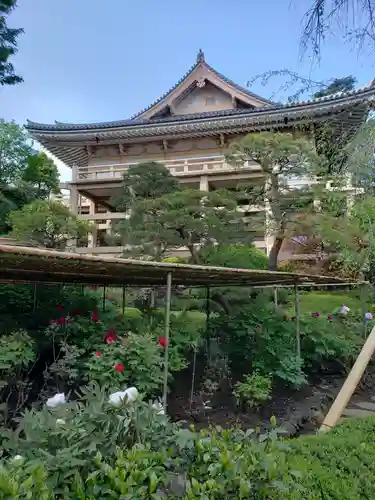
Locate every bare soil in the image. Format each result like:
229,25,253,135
168,366,375,436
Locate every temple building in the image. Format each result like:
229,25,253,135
26,50,375,259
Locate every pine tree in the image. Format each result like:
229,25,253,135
0,0,23,86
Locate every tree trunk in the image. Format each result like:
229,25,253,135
268,235,284,271
187,243,201,265
186,243,231,314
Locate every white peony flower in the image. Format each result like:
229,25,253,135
124,387,138,402
152,402,165,415
56,418,66,425
109,387,139,406
46,393,66,408
11,455,24,465
109,391,127,406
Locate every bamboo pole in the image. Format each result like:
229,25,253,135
319,324,375,432
361,283,367,339
274,287,278,310
162,272,172,410
295,285,301,359
122,285,126,315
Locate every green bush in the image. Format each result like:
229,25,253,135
4,387,375,500
85,332,164,394
279,417,375,499
210,296,307,388
200,243,269,269
233,371,272,409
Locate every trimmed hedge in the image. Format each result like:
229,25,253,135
281,417,375,499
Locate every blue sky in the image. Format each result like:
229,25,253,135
1,0,374,179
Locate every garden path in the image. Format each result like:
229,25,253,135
342,397,375,419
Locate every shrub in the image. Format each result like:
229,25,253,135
3,385,375,500
200,243,269,269
300,314,362,373
233,371,272,409
279,417,375,498
86,332,164,394
210,296,307,389
0,330,36,424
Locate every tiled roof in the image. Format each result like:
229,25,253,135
130,50,274,119
26,81,375,133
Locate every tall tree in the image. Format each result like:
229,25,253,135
116,187,248,262
22,152,60,198
0,120,31,183
313,76,356,98
227,132,320,270
8,200,90,249
112,161,179,211
0,0,23,86
302,0,375,56
248,69,357,102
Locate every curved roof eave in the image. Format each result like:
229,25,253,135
26,84,375,138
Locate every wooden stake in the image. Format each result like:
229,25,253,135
319,324,375,432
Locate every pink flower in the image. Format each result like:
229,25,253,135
114,363,125,373
91,311,99,322
95,351,101,357
158,336,168,348
311,312,320,318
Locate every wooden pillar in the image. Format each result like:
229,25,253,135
69,185,79,215
200,175,209,192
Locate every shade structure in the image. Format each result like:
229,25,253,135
0,245,357,288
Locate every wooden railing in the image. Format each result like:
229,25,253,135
73,155,260,182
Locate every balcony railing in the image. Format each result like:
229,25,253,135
73,155,260,182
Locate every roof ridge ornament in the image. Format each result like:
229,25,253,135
197,48,205,63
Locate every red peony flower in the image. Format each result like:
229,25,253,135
95,351,101,357
56,304,63,312
158,335,168,348
311,312,320,317
91,311,99,322
114,363,125,373
104,327,117,343
57,317,70,326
